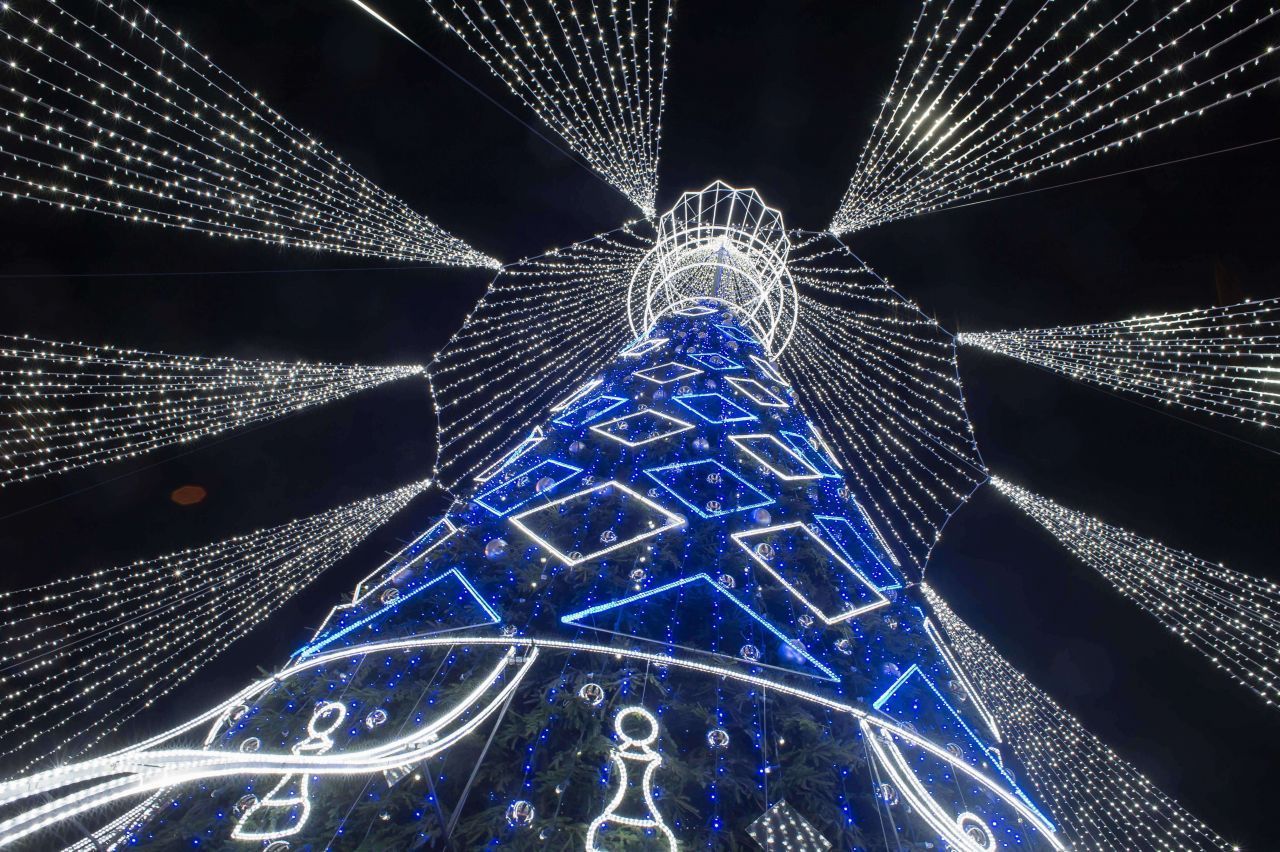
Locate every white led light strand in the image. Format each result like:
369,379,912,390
428,222,650,490
0,333,423,486
420,0,673,215
782,231,986,574
922,585,1236,852
958,298,1280,433
0,477,429,771
832,0,1280,233
990,474,1280,708
0,0,497,265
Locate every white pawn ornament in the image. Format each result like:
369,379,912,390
586,706,678,851
231,701,347,841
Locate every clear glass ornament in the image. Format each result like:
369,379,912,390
506,799,536,829
578,682,606,707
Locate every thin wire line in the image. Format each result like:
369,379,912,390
0,265,480,279
340,0,618,195
930,135,1280,214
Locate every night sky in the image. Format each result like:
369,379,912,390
2,1,1278,846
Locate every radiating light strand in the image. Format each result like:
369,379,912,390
923,584,1237,852
0,0,497,265
958,297,1280,434
0,477,430,771
0,333,423,486
833,0,1280,232
991,474,1280,708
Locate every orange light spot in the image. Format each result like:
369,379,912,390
170,484,207,506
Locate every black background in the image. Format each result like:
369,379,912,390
1,1,1278,845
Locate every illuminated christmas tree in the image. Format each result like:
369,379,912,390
1,0,1272,847
6,185,1062,852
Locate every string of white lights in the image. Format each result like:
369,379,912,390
0,477,429,772
0,333,423,486
832,0,1280,232
428,222,650,489
782,231,986,574
0,0,497,266
990,475,1280,708
419,0,673,216
922,584,1236,852
957,298,1280,434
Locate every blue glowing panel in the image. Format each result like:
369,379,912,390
632,361,704,385
590,408,696,447
621,336,669,358
779,431,840,478
731,522,889,624
475,458,582,516
716,323,756,344
874,665,1050,823
813,515,901,590
300,568,500,658
729,433,823,480
552,393,628,428
643,459,773,518
687,352,743,371
562,573,837,681
672,393,758,424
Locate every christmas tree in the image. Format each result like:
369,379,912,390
4,185,1062,852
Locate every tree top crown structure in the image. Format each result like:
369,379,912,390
629,181,799,358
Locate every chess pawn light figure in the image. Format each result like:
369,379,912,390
586,706,679,851
231,700,347,841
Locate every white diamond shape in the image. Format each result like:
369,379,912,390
508,481,685,566
746,800,832,851
729,433,823,480
726,376,789,407
632,360,704,385
590,408,696,447
731,521,889,624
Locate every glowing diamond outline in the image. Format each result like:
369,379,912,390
508,480,685,566
621,336,669,359
590,407,696,447
672,392,758,424
726,376,789,408
728,433,823,481
731,521,890,625
632,360,704,386
687,352,744,372
643,458,774,519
